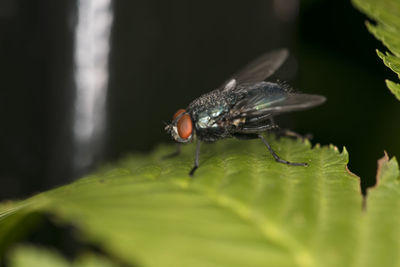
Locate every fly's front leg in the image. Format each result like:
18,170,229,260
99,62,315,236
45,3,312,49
189,140,201,176
162,143,181,159
258,134,307,166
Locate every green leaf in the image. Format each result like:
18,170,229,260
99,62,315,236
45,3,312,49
357,153,400,267
0,137,399,266
386,79,400,100
7,245,117,267
352,0,400,101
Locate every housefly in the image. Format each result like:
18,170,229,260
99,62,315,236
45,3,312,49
165,49,326,176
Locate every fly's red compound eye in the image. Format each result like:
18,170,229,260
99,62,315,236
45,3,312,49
172,109,192,139
177,113,193,139
173,109,186,120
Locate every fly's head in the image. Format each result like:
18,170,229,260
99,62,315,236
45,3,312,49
165,109,193,143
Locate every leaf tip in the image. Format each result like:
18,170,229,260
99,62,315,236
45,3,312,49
341,146,351,164
342,146,349,156
385,80,400,101
312,143,321,149
342,146,359,181
376,49,384,58
365,20,377,34
329,144,340,152
303,138,312,147
374,151,390,188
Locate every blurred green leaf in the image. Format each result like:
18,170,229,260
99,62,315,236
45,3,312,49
8,245,69,267
352,0,400,101
0,137,399,266
8,245,117,267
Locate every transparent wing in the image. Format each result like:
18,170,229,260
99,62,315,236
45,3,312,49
219,48,289,91
230,82,326,125
258,93,326,114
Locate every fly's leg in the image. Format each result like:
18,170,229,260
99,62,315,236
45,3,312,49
162,143,181,159
189,140,201,176
258,134,308,166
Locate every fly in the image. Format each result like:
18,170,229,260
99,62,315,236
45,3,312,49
164,49,326,176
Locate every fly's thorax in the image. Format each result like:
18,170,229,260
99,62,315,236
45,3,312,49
187,89,242,111
190,105,237,142
193,106,225,130
188,90,244,123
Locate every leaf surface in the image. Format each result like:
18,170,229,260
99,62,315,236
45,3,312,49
7,245,117,267
1,138,398,266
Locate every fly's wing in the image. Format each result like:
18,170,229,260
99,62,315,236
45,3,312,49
218,49,289,92
231,82,326,126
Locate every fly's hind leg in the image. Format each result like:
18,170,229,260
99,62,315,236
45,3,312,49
258,134,308,166
235,123,308,166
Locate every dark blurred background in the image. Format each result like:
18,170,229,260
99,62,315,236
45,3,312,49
0,0,399,200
